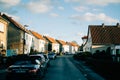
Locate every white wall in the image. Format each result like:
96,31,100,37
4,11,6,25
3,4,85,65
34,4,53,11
69,45,75,54
52,43,59,53
74,46,78,52
83,29,92,52
91,45,110,54
63,45,69,53
24,33,33,54
39,39,45,52
32,36,39,52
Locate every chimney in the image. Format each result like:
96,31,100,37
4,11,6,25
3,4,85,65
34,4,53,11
102,23,105,28
116,23,120,27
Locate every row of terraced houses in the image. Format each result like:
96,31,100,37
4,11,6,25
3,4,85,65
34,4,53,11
0,13,79,56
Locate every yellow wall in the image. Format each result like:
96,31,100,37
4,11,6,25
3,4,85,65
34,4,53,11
0,17,8,56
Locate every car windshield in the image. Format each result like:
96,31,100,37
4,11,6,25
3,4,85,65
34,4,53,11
30,56,42,60
14,60,37,65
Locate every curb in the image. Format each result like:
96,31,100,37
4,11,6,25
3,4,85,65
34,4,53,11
70,57,105,80
74,60,105,80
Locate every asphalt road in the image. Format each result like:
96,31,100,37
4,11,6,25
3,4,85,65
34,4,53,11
43,55,88,80
0,70,6,80
0,55,88,80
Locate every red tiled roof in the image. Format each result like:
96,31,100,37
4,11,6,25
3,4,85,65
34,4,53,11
70,42,79,47
56,40,66,45
89,24,120,44
44,36,57,43
66,42,79,47
30,30,45,40
2,14,26,32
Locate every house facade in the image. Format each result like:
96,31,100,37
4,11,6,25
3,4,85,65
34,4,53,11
72,42,79,52
24,30,33,54
56,40,69,53
1,14,26,56
30,31,46,53
69,42,79,54
44,36,59,53
0,16,9,56
83,23,120,56
66,42,74,54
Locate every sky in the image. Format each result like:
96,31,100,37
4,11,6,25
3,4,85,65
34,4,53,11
0,0,120,45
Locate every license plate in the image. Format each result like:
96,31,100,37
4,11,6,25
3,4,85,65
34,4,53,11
16,70,26,73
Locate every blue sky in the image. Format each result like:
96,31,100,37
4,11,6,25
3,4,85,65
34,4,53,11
0,0,120,45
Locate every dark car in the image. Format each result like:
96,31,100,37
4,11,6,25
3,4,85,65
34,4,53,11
6,59,44,80
30,54,48,73
43,54,50,67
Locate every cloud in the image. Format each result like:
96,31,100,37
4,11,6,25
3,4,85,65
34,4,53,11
73,6,88,12
0,0,21,14
58,6,64,10
92,9,101,12
70,12,119,23
26,0,53,13
64,0,120,6
87,0,120,6
64,0,80,2
49,13,59,17
0,0,20,8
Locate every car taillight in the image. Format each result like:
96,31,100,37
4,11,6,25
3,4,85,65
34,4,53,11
29,69,38,73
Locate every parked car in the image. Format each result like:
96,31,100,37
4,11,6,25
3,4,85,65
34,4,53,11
43,54,50,67
5,54,29,68
37,53,50,66
30,54,48,73
48,52,56,59
6,58,44,80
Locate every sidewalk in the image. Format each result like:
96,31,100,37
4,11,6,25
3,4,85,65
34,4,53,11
70,57,105,80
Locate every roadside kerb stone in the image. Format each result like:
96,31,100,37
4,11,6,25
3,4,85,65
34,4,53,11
70,57,105,80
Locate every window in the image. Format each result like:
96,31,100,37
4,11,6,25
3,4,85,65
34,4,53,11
0,22,4,32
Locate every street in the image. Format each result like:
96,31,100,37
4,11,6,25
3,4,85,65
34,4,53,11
43,55,88,80
0,70,6,80
0,55,88,80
